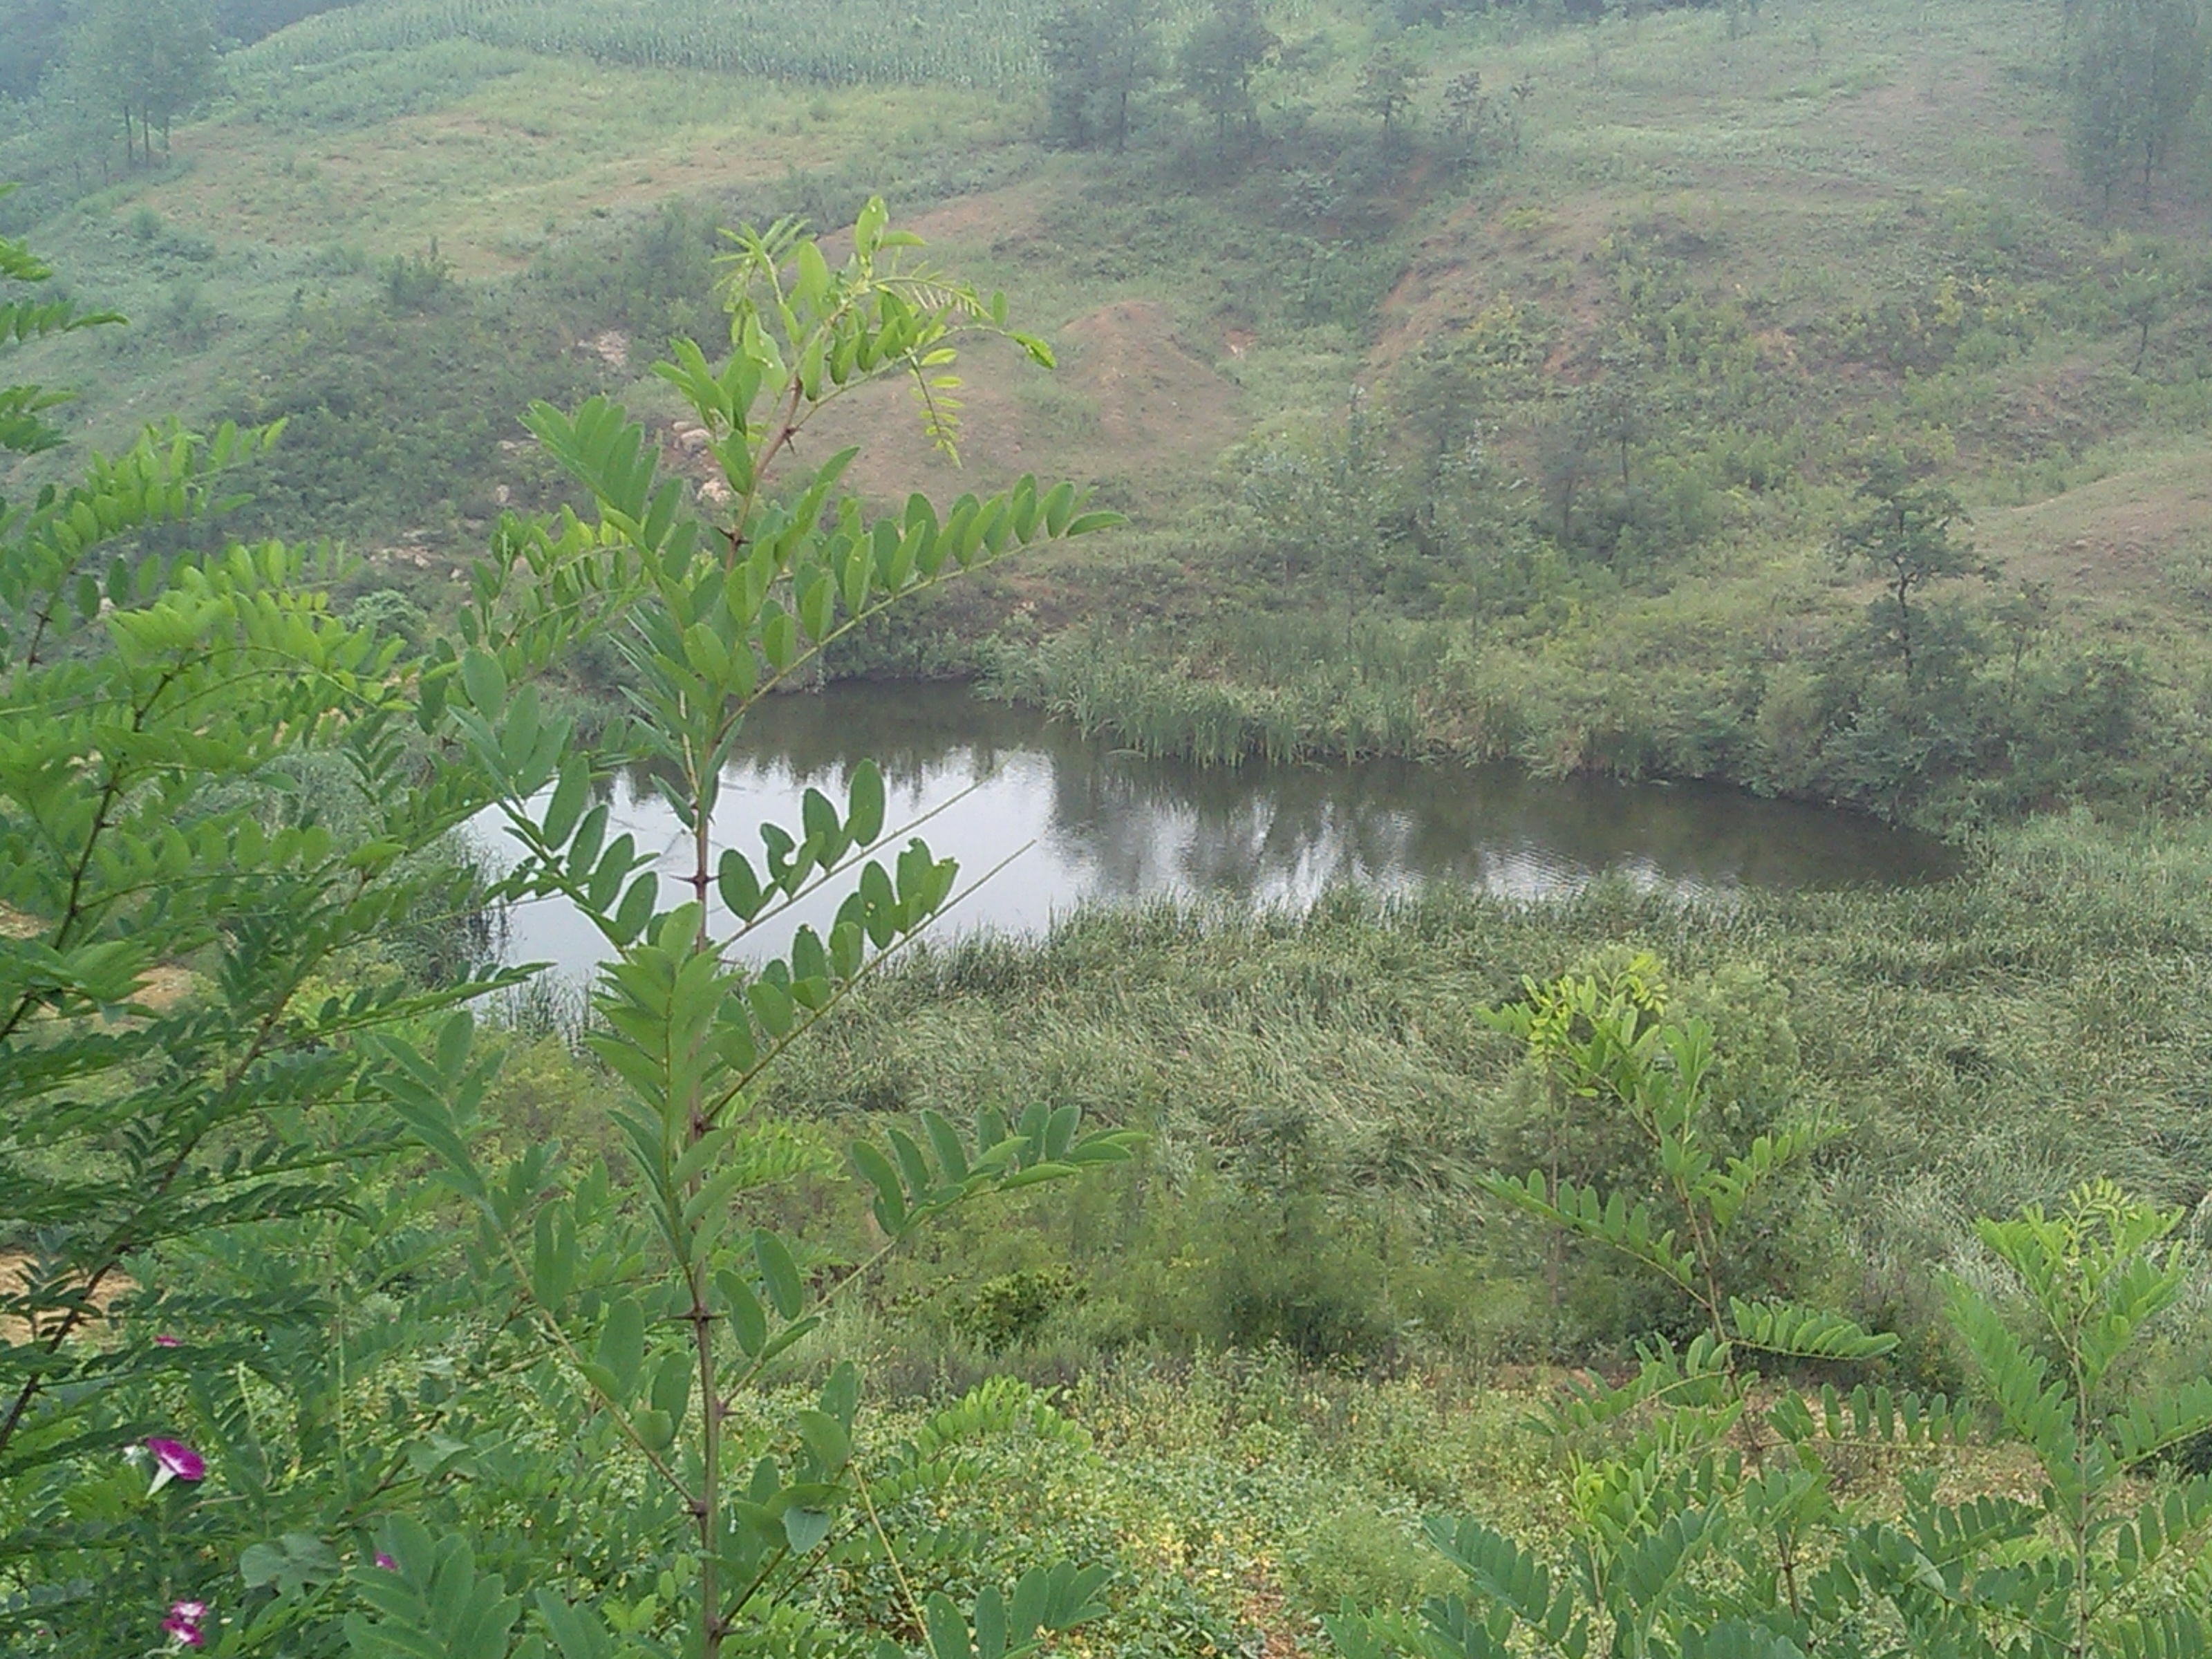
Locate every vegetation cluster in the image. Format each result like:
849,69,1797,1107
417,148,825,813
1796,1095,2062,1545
10,0,2212,825
8,0,2212,1655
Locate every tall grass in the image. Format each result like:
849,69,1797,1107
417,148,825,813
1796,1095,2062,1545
983,616,1451,768
235,0,1060,87
742,816,2212,1368
232,36,534,129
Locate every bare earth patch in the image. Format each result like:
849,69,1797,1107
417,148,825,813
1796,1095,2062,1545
133,966,197,1013
0,1252,133,1343
794,298,1244,506
900,185,1052,252
1057,300,1243,465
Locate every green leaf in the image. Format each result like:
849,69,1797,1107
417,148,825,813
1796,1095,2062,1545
717,1269,768,1357
595,1297,646,1401
973,1588,1009,1659
830,918,866,981
534,1591,620,1659
539,760,592,849
802,786,843,860
924,1593,974,1659
1041,480,1077,537
796,1407,852,1471
784,1506,834,1554
610,874,659,946
241,1532,342,1596
434,1011,474,1080
859,861,898,948
585,834,637,911
1730,1298,1899,1361
921,1111,969,1183
649,1348,692,1424
747,977,795,1038
852,1141,910,1231
848,759,886,845
460,647,507,717
791,926,830,986
821,1359,861,1428
755,1228,803,1320
569,803,610,877
718,849,767,922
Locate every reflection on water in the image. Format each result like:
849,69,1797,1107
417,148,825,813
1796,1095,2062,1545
478,683,1956,978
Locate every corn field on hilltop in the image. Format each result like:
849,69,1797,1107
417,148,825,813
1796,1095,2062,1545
235,0,1060,87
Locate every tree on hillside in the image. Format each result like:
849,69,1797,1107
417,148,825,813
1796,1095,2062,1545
1835,457,1980,688
0,0,73,102
1179,0,1279,152
1237,393,1404,590
59,0,219,167
2067,0,2209,211
1042,0,1161,152
1535,404,1594,547
17,72,120,192
1357,45,1425,135
2116,261,2171,373
1533,375,1643,550
1583,353,1654,487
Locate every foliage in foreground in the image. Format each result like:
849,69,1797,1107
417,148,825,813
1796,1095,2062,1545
349,199,1136,1659
0,199,530,1651
0,200,1143,1658
1329,971,2212,1659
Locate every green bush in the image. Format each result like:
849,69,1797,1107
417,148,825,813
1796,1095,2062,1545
1330,1181,2212,1659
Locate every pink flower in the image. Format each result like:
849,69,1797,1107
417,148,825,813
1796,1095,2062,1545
144,1437,206,1493
161,1602,206,1648
375,1553,398,1571
154,1334,181,1347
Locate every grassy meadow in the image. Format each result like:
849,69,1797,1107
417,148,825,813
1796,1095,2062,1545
12,0,2212,1649
435,808,2212,1649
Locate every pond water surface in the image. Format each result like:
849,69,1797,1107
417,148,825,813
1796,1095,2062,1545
479,683,1956,979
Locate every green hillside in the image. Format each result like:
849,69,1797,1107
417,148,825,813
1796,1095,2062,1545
6,0,2211,825
14,2,2212,1653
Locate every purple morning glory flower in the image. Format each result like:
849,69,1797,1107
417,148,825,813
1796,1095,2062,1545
144,1437,206,1492
162,1601,206,1647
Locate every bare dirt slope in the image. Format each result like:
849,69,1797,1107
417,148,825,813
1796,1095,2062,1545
795,297,1244,511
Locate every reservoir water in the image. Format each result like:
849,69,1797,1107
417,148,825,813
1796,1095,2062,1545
478,682,1956,980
